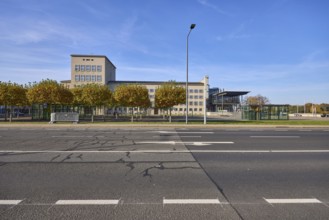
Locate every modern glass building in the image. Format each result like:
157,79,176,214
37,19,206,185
241,105,289,120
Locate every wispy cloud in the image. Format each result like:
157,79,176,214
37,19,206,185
0,17,86,47
197,0,232,16
216,21,259,41
78,2,109,19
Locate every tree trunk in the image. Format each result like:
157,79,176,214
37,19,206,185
169,108,172,123
4,105,7,122
9,106,13,122
91,106,94,123
131,108,134,122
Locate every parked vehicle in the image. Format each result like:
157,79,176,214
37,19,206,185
321,113,329,117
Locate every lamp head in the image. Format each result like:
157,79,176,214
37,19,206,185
190,24,196,29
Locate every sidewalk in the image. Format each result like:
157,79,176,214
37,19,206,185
1,122,329,129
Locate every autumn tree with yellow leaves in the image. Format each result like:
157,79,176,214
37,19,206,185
0,81,28,122
155,82,185,122
114,84,151,122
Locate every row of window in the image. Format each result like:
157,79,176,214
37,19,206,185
75,75,102,82
148,95,203,100
110,108,203,112
75,65,102,72
174,108,203,112
148,89,203,93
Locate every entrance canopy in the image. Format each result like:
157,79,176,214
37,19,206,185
214,91,250,97
210,91,250,112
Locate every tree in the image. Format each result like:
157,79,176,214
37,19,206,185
244,94,270,106
72,84,113,122
155,82,185,122
0,82,28,122
243,94,270,120
114,84,151,122
27,79,73,105
26,79,73,118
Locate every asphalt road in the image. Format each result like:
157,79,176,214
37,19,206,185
0,127,328,220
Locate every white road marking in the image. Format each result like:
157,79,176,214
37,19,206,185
137,141,234,146
55,200,119,205
179,136,202,138
275,129,289,131
163,199,220,204
264,198,322,204
152,131,214,134
1,150,329,154
52,136,105,138
0,200,22,205
250,136,300,138
299,130,312,132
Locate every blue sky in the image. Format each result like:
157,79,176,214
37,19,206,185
0,0,328,104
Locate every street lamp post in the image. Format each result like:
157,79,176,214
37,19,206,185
186,23,196,124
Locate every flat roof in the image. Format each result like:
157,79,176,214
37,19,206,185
213,91,250,97
71,54,116,68
108,80,204,86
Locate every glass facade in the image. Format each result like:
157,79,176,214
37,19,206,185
241,105,289,120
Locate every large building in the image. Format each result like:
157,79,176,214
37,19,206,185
61,54,116,88
61,54,209,116
109,79,208,115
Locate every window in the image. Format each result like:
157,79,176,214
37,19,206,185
199,96,203,99
199,108,202,112
86,65,91,72
199,101,203,106
194,108,198,112
75,75,80,81
189,108,193,111
75,65,80,71
199,89,203,93
97,75,102,81
80,75,85,81
149,95,154,99
189,95,193,99
179,108,183,111
189,89,193,93
194,95,198,99
194,101,198,106
91,75,96,82
81,65,85,71
194,89,198,93
86,75,91,81
92,65,96,72
189,101,193,106
97,65,102,72
149,89,154,93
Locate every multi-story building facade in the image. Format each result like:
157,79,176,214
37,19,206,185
108,79,208,115
61,54,208,115
61,54,116,88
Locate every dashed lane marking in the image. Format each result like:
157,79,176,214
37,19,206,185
0,200,22,205
55,200,119,205
151,131,214,134
136,141,234,146
179,136,202,138
264,198,322,204
250,136,300,138
52,136,105,138
163,199,220,204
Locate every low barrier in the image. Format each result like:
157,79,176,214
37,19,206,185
49,112,79,124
